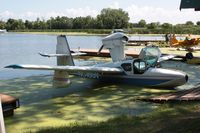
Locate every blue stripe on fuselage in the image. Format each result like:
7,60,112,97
98,76,171,87
72,72,171,87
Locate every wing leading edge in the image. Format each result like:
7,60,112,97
5,64,123,74
39,52,86,57
158,55,176,62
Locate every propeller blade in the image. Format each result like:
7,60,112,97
97,45,104,55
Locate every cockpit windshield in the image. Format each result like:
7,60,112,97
138,45,161,67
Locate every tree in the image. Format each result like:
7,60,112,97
6,19,25,30
147,22,159,29
185,21,194,26
47,16,73,29
138,19,146,27
196,21,200,26
25,20,33,29
0,20,6,29
97,8,129,29
83,16,96,29
161,23,172,29
72,17,85,29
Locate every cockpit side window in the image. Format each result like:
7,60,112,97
133,59,147,74
121,63,132,72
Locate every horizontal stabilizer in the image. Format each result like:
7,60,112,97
5,64,123,74
39,52,86,57
71,52,87,56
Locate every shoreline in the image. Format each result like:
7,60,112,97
9,31,108,36
9,31,200,37
8,31,166,36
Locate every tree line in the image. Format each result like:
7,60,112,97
1,8,200,34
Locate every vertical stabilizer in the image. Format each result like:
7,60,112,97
56,35,74,66
53,35,73,88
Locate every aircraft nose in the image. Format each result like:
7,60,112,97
168,71,188,87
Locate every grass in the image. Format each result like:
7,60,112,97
36,102,200,133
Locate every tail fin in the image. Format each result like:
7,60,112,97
169,34,179,47
56,35,74,66
54,35,74,88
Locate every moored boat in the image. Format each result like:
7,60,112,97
0,29,7,33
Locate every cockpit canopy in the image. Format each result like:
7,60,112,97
121,45,161,75
138,45,161,67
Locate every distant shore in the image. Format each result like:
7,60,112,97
9,29,112,36
9,31,200,37
11,31,108,36
10,31,166,36
10,31,107,36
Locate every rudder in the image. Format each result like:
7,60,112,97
56,35,74,66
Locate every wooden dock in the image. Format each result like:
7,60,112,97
127,40,165,46
0,94,20,117
72,48,186,59
73,48,140,58
138,85,200,102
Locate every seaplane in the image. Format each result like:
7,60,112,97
0,29,7,33
170,34,200,64
170,34,200,51
5,32,188,88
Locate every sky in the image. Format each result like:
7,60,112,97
0,0,200,24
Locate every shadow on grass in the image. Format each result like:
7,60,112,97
36,102,200,133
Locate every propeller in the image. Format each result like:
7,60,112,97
97,44,104,55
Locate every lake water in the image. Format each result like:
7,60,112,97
0,33,167,79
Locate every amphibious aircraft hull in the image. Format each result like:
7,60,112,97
98,75,187,88
72,67,188,88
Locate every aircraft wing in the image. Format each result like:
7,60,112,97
158,55,176,62
39,52,86,57
5,64,123,74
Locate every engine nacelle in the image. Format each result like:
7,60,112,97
101,32,129,62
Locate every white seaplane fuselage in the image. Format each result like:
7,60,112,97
72,59,188,88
